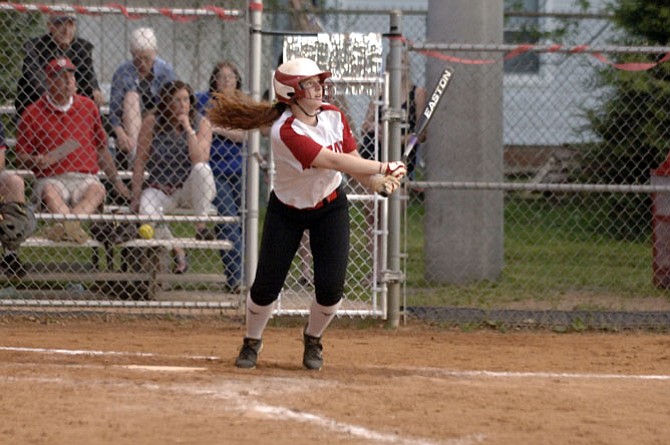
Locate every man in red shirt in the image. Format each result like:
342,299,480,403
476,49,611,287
15,57,129,243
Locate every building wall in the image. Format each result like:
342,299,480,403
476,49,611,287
327,0,612,146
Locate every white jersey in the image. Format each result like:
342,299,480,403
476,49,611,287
271,103,357,209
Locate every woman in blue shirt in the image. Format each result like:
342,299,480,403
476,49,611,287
195,61,245,291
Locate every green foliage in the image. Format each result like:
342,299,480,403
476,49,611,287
611,0,670,44
404,196,663,308
581,1,670,239
0,12,40,105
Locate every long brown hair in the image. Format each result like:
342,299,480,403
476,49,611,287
207,89,288,130
155,80,197,132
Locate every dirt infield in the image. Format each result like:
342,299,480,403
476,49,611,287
1,318,669,445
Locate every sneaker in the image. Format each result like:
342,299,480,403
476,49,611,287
303,328,323,371
235,337,263,369
63,221,90,244
1,251,27,278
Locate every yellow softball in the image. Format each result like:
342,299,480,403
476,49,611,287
138,224,154,240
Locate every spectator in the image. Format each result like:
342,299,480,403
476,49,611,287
0,121,33,277
207,57,405,370
15,57,129,244
15,13,104,119
109,27,176,169
131,80,214,274
195,61,245,291
360,50,427,178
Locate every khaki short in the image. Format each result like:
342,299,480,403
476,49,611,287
33,172,102,208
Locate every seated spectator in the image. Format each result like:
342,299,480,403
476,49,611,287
195,60,245,291
109,27,176,169
15,57,130,244
0,121,33,278
131,80,214,274
15,13,104,119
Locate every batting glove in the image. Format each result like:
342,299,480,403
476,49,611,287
379,161,407,180
369,174,401,196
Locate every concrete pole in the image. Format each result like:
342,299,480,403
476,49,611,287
424,0,504,283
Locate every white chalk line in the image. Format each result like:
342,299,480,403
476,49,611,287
4,345,669,382
243,401,485,445
5,346,670,444
0,345,220,361
366,365,670,381
1,344,485,445
120,365,207,372
2,371,484,445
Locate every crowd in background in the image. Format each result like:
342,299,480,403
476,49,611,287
0,13,245,290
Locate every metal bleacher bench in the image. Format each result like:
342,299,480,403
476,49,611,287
2,168,239,300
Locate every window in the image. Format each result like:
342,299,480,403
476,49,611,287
504,0,540,74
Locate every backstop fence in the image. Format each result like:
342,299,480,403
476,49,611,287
1,2,669,329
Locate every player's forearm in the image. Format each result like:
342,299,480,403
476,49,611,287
312,149,382,176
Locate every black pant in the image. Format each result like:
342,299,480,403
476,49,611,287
250,188,349,307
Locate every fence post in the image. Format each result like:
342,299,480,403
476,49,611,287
246,0,263,292
386,10,403,328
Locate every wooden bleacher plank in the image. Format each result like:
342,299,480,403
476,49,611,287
8,168,136,180
22,236,232,250
23,237,103,248
103,204,222,217
119,238,233,250
0,271,227,283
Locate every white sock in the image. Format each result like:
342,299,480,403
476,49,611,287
245,293,275,340
305,300,342,338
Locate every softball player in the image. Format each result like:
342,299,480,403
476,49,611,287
208,57,406,370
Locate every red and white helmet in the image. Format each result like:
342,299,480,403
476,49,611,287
273,58,332,104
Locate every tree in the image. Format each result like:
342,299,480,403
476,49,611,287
581,0,670,240
0,11,40,105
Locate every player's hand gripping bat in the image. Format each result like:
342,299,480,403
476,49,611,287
380,67,454,197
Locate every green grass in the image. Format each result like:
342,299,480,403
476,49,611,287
15,194,670,308
404,194,670,308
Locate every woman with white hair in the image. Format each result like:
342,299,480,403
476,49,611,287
109,27,176,168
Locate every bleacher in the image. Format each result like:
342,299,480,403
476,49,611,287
1,114,240,301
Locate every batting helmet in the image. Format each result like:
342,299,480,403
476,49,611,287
273,58,332,104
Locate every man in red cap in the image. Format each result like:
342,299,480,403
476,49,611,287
14,57,129,243
15,13,103,119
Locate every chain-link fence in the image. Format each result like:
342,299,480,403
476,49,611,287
264,5,670,328
0,1,392,319
1,2,669,328
400,13,670,328
0,1,250,315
